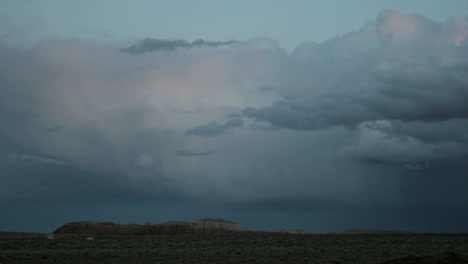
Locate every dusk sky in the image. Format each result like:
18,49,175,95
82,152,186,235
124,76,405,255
1,0,468,233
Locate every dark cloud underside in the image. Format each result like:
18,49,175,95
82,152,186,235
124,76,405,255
185,119,244,137
121,38,238,54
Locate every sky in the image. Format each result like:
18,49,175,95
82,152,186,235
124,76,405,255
1,0,468,233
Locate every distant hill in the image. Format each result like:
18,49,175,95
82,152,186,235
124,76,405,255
53,218,241,236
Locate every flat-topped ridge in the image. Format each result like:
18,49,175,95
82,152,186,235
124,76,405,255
53,218,241,236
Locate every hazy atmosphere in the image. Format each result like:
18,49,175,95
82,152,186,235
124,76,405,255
1,0,468,233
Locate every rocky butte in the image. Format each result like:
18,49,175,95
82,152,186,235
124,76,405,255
53,218,241,236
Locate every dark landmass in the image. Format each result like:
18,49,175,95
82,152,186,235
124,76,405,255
1,231,468,263
53,218,241,236
1,219,468,263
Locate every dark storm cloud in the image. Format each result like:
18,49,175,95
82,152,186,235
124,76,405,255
243,13,468,131
341,119,468,168
239,10,468,167
369,66,468,122
242,96,379,131
1,9,468,234
121,38,238,54
243,63,468,130
185,118,244,137
389,119,468,144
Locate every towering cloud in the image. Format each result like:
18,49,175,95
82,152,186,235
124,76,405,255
244,10,468,127
241,10,468,167
0,10,467,231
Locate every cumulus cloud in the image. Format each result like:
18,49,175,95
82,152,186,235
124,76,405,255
245,11,468,126
121,38,238,54
377,9,468,48
241,10,468,167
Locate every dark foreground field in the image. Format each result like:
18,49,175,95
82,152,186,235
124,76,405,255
1,232,468,264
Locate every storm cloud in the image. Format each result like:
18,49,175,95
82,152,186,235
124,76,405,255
244,10,468,129
240,9,468,167
0,36,283,205
1,9,467,233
